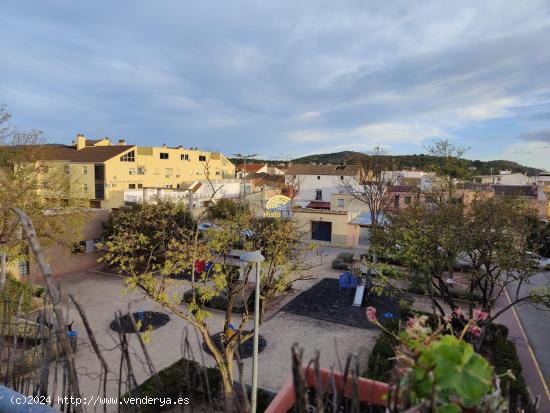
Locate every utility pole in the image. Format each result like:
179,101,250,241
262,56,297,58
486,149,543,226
233,153,257,200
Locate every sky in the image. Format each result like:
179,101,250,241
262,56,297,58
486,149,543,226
1,1,550,170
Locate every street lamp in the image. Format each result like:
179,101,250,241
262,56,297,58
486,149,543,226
232,153,257,199
240,250,265,413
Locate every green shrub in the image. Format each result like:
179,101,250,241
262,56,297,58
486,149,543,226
123,358,222,412
331,258,350,270
492,339,528,410
336,252,354,263
364,333,398,382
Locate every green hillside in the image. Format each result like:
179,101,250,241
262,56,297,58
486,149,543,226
289,151,544,176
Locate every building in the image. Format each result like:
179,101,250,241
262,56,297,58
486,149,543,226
236,163,268,178
476,171,533,186
3,134,236,209
123,178,242,209
8,209,110,280
492,185,548,219
285,164,361,206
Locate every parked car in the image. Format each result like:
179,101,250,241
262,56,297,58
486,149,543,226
527,251,550,269
198,222,218,232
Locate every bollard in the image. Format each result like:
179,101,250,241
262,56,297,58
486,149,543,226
68,330,78,351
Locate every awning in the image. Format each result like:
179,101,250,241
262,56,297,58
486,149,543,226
349,212,389,226
306,201,331,209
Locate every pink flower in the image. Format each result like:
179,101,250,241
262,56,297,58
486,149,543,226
366,307,377,322
473,309,489,321
469,324,481,337
453,307,463,317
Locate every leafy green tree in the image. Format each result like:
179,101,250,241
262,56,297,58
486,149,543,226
208,198,248,220
0,104,85,289
424,138,471,204
100,201,317,403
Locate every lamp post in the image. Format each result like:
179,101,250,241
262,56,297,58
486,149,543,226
232,153,257,200
240,250,265,413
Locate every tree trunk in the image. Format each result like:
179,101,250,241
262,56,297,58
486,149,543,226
0,250,6,290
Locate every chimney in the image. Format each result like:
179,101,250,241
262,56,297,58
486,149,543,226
76,134,86,150
118,139,126,145
163,143,167,148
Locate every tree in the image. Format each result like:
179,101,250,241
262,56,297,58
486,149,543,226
461,197,549,321
339,147,401,261
424,138,471,204
384,202,465,315
100,200,318,404
208,198,248,221
0,104,86,289
383,196,550,337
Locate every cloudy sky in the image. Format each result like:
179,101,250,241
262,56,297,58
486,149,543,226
1,1,550,169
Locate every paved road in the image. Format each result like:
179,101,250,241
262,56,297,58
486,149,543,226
506,270,550,407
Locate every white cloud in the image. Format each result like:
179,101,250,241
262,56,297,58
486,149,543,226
287,121,447,146
297,111,320,119
495,140,550,170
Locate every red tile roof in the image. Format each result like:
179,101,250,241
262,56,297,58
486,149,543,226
236,163,266,173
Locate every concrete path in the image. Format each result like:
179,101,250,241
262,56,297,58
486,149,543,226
30,247,378,411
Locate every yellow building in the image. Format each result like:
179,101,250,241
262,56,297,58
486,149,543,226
19,134,235,209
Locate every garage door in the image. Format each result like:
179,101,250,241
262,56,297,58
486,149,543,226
311,221,332,242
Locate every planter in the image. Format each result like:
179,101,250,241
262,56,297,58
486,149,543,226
265,366,388,413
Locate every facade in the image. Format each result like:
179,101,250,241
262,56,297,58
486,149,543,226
8,134,236,209
476,171,533,186
9,209,109,280
236,163,268,178
285,164,361,206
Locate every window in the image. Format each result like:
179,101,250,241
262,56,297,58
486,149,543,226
137,183,143,188
120,150,135,162
340,175,344,180
129,168,136,175
94,164,105,180
83,183,88,192
95,183,104,199
394,195,400,208
137,166,145,175
337,198,345,207
317,176,321,180
215,171,220,175
82,166,88,175
181,154,189,161
315,189,322,201
199,155,207,162
18,259,29,276
175,168,181,177
160,152,169,160
129,184,136,189
165,184,173,189
165,168,173,177
404,196,412,205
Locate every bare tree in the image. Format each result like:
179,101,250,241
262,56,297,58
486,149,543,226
339,147,401,261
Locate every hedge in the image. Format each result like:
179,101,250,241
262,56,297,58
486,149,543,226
122,358,222,412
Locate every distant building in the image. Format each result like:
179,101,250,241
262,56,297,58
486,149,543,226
0,134,236,209
284,164,361,206
236,163,268,178
476,171,533,186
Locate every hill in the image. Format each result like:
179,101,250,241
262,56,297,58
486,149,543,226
289,151,544,176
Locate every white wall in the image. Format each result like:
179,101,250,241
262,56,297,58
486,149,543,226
286,174,357,205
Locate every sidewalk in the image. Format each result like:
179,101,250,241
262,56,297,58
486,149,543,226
495,291,550,411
